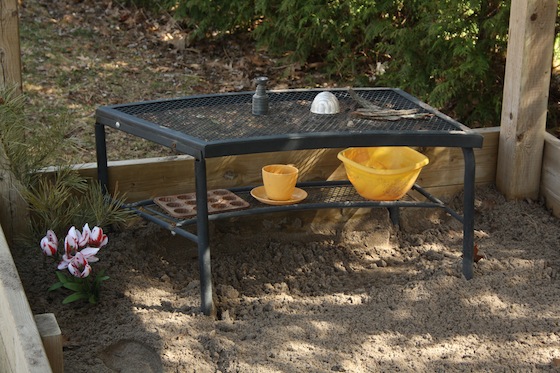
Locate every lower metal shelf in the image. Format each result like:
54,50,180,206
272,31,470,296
124,181,463,242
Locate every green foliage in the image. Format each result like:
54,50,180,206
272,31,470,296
23,169,87,238
22,170,131,241
49,270,110,304
176,0,256,40
374,1,511,127
0,87,132,245
0,86,67,184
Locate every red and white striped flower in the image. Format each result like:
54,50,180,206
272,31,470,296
40,230,58,257
68,252,92,278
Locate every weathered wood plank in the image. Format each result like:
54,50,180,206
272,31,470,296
34,314,63,373
496,0,558,199
50,128,500,202
0,144,29,249
0,0,25,245
72,149,344,201
541,132,560,217
0,0,22,91
418,127,499,191
0,224,52,373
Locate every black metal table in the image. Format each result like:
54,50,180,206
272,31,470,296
95,88,484,316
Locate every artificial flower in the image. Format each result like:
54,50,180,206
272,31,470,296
79,246,100,263
88,225,108,248
42,224,110,304
77,223,90,248
40,230,58,257
68,252,92,278
58,230,80,269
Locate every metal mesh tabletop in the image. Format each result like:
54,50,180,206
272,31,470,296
96,88,483,157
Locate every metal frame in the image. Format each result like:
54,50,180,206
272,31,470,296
94,88,483,316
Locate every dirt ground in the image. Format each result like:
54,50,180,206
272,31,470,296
12,184,560,372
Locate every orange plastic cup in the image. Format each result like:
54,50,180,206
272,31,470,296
262,164,299,200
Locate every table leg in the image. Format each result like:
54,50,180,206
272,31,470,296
388,206,400,226
195,157,215,316
95,123,109,194
462,148,476,280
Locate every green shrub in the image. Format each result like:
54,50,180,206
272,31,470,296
373,1,511,127
0,86,67,184
0,87,131,245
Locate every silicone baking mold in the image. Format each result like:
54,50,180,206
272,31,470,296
154,189,249,219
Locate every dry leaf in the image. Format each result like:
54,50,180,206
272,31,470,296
462,243,485,263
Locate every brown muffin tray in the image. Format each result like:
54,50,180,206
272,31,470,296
153,189,249,219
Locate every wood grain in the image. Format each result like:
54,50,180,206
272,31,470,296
0,224,52,372
541,132,560,216
35,313,63,373
0,0,22,91
496,0,558,199
48,128,500,203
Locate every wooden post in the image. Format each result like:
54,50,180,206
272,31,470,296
34,313,64,373
496,0,558,199
0,140,28,247
0,0,26,246
0,0,22,92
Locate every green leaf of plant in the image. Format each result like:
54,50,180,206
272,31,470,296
55,271,70,283
62,292,89,304
47,282,64,292
62,282,84,292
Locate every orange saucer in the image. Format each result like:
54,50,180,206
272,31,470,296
250,186,307,206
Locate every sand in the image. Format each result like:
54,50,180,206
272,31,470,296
13,185,560,372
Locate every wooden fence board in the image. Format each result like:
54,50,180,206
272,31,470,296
0,224,52,373
0,0,23,91
541,132,560,216
52,128,501,202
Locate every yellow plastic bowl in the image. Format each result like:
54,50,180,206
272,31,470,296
337,147,429,201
